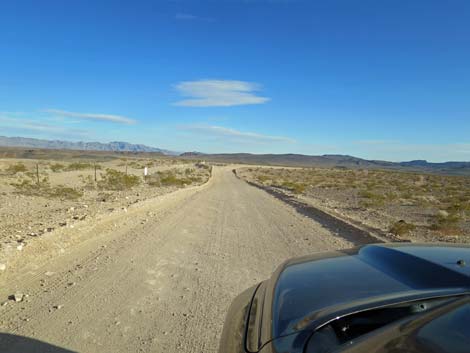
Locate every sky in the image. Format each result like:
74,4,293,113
1,0,469,162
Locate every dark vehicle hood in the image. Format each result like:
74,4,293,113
268,244,470,342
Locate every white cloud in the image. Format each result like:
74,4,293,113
174,80,270,107
180,124,295,144
0,115,88,136
44,109,136,125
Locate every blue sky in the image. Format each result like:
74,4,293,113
1,0,469,161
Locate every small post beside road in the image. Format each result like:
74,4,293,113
94,162,97,182
36,163,40,186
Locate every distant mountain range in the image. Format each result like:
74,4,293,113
180,152,470,175
1,136,469,175
0,136,177,155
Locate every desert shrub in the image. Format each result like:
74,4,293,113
6,162,27,174
400,190,414,200
10,178,82,200
147,169,206,188
50,163,65,172
159,172,188,187
188,176,202,183
66,162,100,171
430,209,462,235
389,220,416,236
358,190,374,199
358,190,385,201
195,162,210,170
98,168,140,190
384,191,398,202
358,189,386,207
79,174,96,190
280,181,306,194
146,173,162,187
47,185,83,200
10,178,39,196
257,175,270,183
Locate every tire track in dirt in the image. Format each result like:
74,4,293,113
0,167,353,353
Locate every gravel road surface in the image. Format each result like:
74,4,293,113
0,167,352,353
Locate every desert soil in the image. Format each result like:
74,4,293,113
237,167,470,243
0,167,352,353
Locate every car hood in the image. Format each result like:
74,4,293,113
270,243,470,340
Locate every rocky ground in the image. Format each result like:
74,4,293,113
238,166,470,243
0,157,211,273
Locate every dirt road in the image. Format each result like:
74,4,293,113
0,167,352,353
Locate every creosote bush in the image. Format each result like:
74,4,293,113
50,163,65,172
6,162,28,174
10,177,82,200
389,220,416,237
66,162,100,171
279,181,306,194
147,169,206,188
98,168,140,190
430,208,463,235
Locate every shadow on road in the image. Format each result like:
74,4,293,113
0,333,77,353
233,168,396,245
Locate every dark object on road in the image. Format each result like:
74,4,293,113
218,243,470,353
0,333,76,353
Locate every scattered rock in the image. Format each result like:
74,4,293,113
10,293,24,302
53,304,63,310
59,222,67,227
16,244,24,251
438,210,449,218
0,263,6,271
45,271,55,276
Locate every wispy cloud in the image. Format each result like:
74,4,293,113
180,124,295,144
0,115,89,136
174,80,270,107
354,139,401,145
175,13,214,22
44,109,136,125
